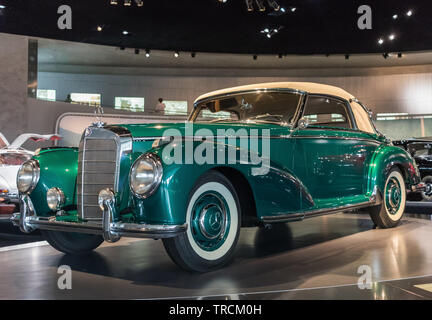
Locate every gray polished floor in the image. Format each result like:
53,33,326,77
2,212,432,299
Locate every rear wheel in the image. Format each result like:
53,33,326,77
163,171,241,272
41,230,104,255
368,168,406,228
421,176,432,202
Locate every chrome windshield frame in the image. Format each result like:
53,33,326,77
188,88,306,125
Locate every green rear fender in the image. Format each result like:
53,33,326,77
367,145,420,195
29,148,78,216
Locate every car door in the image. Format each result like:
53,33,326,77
291,95,379,207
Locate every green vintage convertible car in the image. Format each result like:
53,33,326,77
13,82,423,272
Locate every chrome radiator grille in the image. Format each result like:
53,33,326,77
77,135,118,220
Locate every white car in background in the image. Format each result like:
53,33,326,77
0,133,60,220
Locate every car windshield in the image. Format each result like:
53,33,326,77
408,142,432,157
191,91,302,125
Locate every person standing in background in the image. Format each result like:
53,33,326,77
155,98,166,114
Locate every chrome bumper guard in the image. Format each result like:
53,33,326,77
11,195,187,241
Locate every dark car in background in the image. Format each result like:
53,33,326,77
394,138,432,201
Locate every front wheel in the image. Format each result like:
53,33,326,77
41,230,104,255
367,168,406,228
421,176,432,202
163,171,241,272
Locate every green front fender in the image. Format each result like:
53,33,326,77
29,148,78,216
367,144,420,195
131,141,314,225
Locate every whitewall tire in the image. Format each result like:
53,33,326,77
368,168,406,228
163,170,241,272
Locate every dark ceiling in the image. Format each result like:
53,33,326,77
0,0,431,55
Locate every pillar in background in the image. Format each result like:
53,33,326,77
0,33,28,141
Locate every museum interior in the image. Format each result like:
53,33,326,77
1,0,432,301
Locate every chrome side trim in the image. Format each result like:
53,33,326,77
261,192,382,224
290,135,381,144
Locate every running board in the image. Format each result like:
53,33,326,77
261,192,382,224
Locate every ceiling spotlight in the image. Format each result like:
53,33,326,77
290,7,296,12
253,55,258,60
406,10,413,17
135,0,143,6
345,54,350,60
256,0,266,12
174,51,179,58
398,52,403,58
280,7,286,13
134,49,140,55
0,4,5,9
267,0,280,11
266,33,271,38
389,34,395,41
97,25,103,32
124,0,132,6
383,53,389,59
110,0,118,4
122,30,129,35
191,52,196,58
246,0,254,11
145,49,150,58
392,14,398,20
218,0,228,2
378,38,384,45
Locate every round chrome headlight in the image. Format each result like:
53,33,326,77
129,153,163,198
46,187,65,211
17,160,40,194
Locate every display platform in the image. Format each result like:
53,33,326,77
2,212,432,300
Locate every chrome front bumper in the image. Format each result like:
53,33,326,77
11,195,187,241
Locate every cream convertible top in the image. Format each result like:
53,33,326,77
194,82,356,103
194,82,375,134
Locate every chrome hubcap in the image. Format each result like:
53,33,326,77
190,191,230,251
385,177,402,215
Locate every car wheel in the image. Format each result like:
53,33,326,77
163,170,241,272
368,168,406,228
41,230,104,255
421,176,432,202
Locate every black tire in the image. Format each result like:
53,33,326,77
367,168,406,228
41,230,104,255
163,170,241,272
421,176,432,202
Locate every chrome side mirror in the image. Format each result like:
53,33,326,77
298,117,309,129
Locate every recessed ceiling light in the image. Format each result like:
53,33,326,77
174,51,179,58
290,7,296,12
110,0,118,5
122,30,129,35
145,49,150,58
280,7,286,13
392,14,398,20
124,0,132,6
389,34,395,41
97,26,103,32
378,38,384,45
0,5,5,9
135,0,143,6
407,10,413,17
